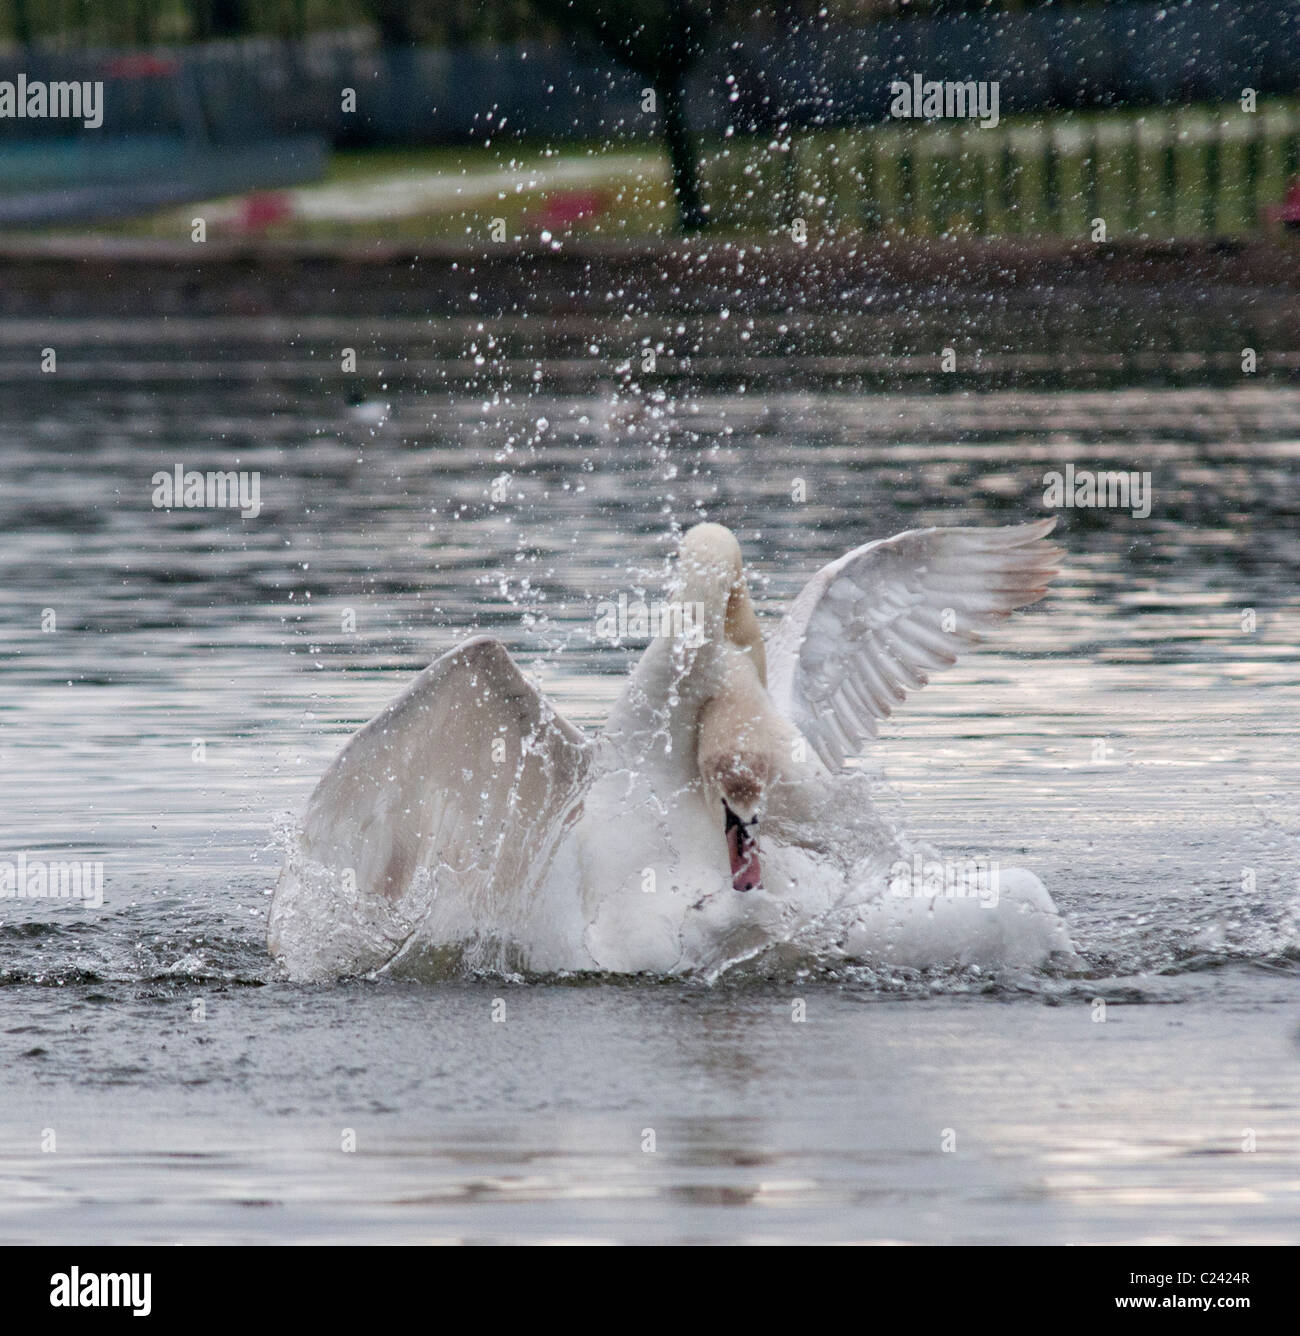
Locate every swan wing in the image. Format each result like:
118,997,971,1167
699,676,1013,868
269,635,592,977
766,519,1061,770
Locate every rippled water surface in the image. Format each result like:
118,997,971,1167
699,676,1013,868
2,332,1299,1242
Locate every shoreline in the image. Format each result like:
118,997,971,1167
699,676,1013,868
1,235,1297,320
4,234,1295,387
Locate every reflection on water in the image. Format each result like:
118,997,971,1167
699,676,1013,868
1,331,1298,1241
2,983,1297,1243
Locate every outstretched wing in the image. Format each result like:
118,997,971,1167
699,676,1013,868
269,635,592,978
766,519,1061,771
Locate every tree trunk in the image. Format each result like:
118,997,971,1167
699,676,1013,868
134,0,155,45
208,0,247,38
659,75,709,234
364,1,419,47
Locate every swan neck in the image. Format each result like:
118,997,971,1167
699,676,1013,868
725,582,766,686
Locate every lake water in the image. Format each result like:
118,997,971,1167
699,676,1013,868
2,323,1298,1242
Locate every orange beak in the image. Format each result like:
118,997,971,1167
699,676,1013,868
724,803,762,892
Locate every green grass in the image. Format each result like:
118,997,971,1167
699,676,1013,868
700,98,1300,241
41,98,1300,244
90,139,674,243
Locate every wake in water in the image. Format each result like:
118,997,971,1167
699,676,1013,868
271,808,1077,984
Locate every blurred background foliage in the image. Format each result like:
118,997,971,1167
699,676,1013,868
2,1,1296,239
0,2,1146,47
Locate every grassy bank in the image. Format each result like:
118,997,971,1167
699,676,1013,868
724,99,1300,241
46,97,1300,245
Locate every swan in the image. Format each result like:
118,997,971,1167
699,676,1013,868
269,519,1075,980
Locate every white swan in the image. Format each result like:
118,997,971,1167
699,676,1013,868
269,519,1075,980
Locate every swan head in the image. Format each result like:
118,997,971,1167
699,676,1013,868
708,758,767,894
697,690,774,894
